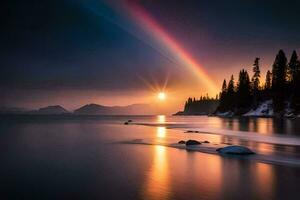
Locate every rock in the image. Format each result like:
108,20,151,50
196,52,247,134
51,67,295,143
185,130,194,133
124,120,132,125
203,140,210,143
185,130,200,133
216,145,255,155
178,140,186,144
186,140,201,146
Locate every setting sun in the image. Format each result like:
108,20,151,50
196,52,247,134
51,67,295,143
158,92,166,101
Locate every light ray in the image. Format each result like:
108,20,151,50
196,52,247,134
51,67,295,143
122,1,219,95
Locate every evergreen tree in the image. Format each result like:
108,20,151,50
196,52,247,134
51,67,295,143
251,57,261,90
218,79,227,111
251,58,261,107
288,51,300,112
221,79,227,93
265,70,272,90
227,75,236,110
227,75,235,95
287,50,300,83
292,71,300,112
237,69,251,111
272,49,287,113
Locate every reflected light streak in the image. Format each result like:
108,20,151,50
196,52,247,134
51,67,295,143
157,127,166,138
157,115,166,123
122,1,219,94
142,145,170,200
255,163,275,199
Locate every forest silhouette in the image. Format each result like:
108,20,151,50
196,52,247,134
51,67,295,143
183,50,300,116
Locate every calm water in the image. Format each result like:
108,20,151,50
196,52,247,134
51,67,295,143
1,115,300,200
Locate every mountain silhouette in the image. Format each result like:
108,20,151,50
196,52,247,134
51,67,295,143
27,105,69,115
74,103,155,115
38,105,69,114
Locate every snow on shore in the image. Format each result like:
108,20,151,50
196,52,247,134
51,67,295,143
243,100,273,117
215,111,234,117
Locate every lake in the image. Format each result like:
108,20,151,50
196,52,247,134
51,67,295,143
1,115,300,200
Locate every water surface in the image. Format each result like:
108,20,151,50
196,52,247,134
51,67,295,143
0,115,300,200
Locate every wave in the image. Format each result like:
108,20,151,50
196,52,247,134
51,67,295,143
131,122,300,146
119,139,300,167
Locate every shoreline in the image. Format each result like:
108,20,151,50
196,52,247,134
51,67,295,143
173,112,299,119
119,138,300,167
124,118,300,167
130,121,300,146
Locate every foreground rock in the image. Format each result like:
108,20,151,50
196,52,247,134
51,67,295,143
186,140,201,146
185,130,200,133
217,145,255,155
124,120,133,125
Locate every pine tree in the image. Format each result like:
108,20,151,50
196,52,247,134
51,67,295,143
227,75,235,110
292,70,300,112
184,101,188,111
287,50,300,83
251,57,261,90
272,49,287,113
237,69,251,111
221,79,227,93
265,70,272,90
251,58,261,107
227,75,235,95
218,79,227,111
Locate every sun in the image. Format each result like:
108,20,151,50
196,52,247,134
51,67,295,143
158,92,166,101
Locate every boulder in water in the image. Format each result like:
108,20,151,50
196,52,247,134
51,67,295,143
124,120,133,125
203,140,210,143
217,145,255,155
186,140,201,146
178,140,186,144
185,130,200,133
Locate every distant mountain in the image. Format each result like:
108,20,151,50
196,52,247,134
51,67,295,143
74,103,155,115
29,105,69,115
0,103,161,115
73,104,109,115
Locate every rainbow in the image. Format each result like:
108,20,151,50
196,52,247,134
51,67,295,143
120,1,219,95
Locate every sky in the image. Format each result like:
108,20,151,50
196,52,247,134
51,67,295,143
1,0,300,112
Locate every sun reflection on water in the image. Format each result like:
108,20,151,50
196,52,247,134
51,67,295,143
157,127,166,138
157,115,166,123
142,145,170,200
156,115,167,140
254,163,275,199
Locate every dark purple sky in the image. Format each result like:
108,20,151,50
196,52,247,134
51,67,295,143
1,0,300,110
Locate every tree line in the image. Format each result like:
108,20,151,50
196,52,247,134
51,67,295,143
183,94,219,115
217,49,300,116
